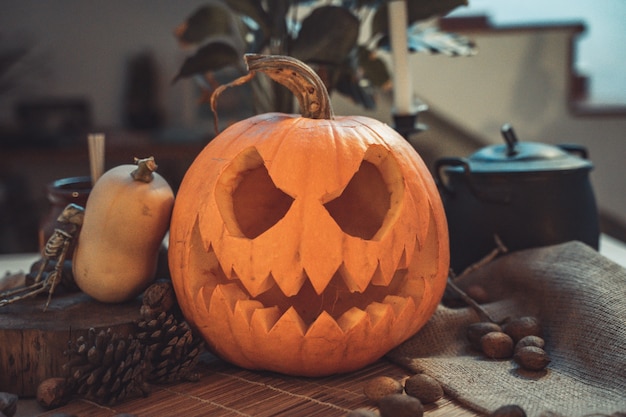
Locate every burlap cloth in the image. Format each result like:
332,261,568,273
388,241,626,417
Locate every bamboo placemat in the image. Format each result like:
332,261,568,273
32,353,479,417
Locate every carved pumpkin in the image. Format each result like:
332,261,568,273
169,54,449,376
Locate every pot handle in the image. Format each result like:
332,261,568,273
557,144,589,159
435,157,512,204
434,157,470,196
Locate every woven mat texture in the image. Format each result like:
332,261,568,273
388,241,626,417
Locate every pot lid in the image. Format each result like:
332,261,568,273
463,124,593,174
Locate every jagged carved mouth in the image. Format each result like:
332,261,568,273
185,219,425,338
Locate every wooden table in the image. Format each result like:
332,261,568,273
22,353,479,417
0,258,480,417
3,235,626,417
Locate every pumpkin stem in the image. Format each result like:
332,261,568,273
131,157,157,183
244,54,334,120
210,54,333,133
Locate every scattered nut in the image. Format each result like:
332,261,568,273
404,374,443,404
514,335,545,353
140,281,176,317
502,316,541,343
467,321,502,351
0,392,18,417
489,404,527,417
363,376,403,401
465,285,490,304
481,331,514,359
514,346,551,371
36,377,71,409
345,408,379,417
378,393,424,417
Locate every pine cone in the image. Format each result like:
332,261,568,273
137,281,204,384
62,328,149,406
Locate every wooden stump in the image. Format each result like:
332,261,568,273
0,291,141,397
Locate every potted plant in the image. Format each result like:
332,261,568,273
172,0,475,117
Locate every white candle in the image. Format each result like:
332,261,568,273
388,0,412,115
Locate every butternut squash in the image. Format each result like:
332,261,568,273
73,157,174,303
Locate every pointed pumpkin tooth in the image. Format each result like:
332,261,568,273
250,305,282,335
382,295,411,317
338,263,371,293
234,299,265,326
337,307,369,333
210,283,249,313
369,263,389,286
223,266,234,280
339,307,380,364
305,268,337,295
271,268,307,297
340,241,378,292
387,296,418,345
365,302,395,329
204,285,255,370
236,272,274,298
396,247,410,270
305,311,344,341
268,306,307,337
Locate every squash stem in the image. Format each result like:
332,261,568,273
131,157,157,183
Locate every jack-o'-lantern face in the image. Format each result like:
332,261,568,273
168,55,449,376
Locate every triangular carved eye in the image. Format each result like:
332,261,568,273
324,160,391,240
216,147,294,239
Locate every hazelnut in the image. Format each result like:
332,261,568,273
346,409,379,417
378,393,424,417
514,346,551,371
467,321,502,351
404,374,443,404
36,377,70,409
490,404,527,417
0,392,18,417
502,316,541,343
363,376,403,401
465,285,490,304
514,335,545,353
481,331,514,359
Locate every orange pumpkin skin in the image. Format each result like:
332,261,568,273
168,56,449,376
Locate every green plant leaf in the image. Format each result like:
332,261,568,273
290,6,360,66
371,0,468,36
357,46,390,88
336,73,377,109
225,0,272,39
176,2,239,45
172,41,242,83
406,26,476,56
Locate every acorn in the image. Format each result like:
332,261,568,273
481,331,514,359
0,392,18,417
502,316,541,343
404,374,443,404
378,393,424,417
36,377,70,409
345,408,379,417
514,335,545,353
514,346,551,371
467,321,502,351
362,376,403,402
490,404,527,417
465,285,490,304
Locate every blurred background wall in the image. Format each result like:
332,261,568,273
1,0,625,253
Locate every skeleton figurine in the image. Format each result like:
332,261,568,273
0,203,85,310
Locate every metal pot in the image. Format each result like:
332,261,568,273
435,124,600,273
